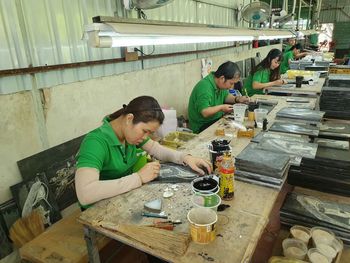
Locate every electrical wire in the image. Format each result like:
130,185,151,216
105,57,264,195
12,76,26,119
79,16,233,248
134,46,156,56
136,8,147,20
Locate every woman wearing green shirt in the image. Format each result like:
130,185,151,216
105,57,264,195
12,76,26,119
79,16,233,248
243,49,285,97
75,96,211,207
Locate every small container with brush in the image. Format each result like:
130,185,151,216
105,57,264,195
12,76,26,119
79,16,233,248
248,102,258,121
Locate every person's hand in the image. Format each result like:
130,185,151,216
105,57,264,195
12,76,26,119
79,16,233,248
221,104,233,113
273,79,284,86
237,96,250,104
137,161,160,183
183,155,212,175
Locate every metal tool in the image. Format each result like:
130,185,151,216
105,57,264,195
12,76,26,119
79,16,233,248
141,211,168,219
147,219,182,231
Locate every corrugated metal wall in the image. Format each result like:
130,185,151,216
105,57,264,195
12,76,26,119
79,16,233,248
333,21,350,50
320,7,350,23
0,0,250,94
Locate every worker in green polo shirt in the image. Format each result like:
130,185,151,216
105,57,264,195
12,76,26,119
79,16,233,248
243,49,286,97
75,96,212,208
280,43,303,74
188,61,249,134
284,38,296,53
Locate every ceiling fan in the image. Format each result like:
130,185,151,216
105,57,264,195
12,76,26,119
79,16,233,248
123,0,174,10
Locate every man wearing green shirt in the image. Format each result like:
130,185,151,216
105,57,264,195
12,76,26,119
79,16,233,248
188,61,249,134
284,38,296,53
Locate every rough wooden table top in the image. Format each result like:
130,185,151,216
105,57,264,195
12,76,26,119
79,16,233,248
265,78,325,95
78,95,317,263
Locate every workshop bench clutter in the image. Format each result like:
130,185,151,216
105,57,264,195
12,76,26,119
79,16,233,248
19,209,110,263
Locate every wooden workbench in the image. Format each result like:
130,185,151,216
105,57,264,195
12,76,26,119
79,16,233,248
78,95,317,263
265,78,325,95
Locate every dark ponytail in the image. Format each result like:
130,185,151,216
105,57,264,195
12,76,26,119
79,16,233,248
109,96,165,125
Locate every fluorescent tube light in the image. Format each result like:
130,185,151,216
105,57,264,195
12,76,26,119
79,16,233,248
98,35,255,47
84,17,302,48
257,34,294,40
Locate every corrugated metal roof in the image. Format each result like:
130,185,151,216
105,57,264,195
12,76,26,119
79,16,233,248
0,0,254,94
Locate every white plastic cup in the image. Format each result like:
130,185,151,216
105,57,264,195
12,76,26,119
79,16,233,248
316,242,337,261
307,248,331,263
192,193,222,211
311,227,335,247
232,103,247,123
254,108,268,128
290,225,311,245
282,238,308,260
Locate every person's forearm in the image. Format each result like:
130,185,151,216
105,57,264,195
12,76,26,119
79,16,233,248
201,105,223,118
142,140,186,164
253,81,276,89
75,167,142,205
224,94,235,104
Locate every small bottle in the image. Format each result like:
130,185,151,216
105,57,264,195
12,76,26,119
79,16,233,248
262,118,268,131
248,102,257,121
218,153,235,200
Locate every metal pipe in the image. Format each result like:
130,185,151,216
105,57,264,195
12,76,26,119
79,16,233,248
297,0,302,30
292,0,297,30
0,44,247,77
192,0,236,10
269,0,273,29
307,0,312,29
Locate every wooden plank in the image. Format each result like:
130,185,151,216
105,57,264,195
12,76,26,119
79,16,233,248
20,210,109,263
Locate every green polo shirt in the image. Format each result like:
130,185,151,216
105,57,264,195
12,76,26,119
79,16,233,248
243,69,270,97
284,44,292,53
188,72,229,133
77,118,149,181
280,50,294,74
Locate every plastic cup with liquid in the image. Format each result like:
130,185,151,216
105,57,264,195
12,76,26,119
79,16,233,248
254,108,268,128
311,227,335,247
232,103,247,123
282,238,308,260
290,225,311,245
316,242,337,261
307,248,331,263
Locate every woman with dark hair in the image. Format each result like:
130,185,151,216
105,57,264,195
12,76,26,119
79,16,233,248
188,61,249,134
243,49,285,97
280,43,303,74
75,96,211,208
284,38,296,53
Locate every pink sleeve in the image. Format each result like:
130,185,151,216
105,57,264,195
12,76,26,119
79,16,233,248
75,167,142,206
141,140,187,164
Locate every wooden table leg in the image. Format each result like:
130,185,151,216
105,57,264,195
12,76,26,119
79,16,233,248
84,226,101,263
